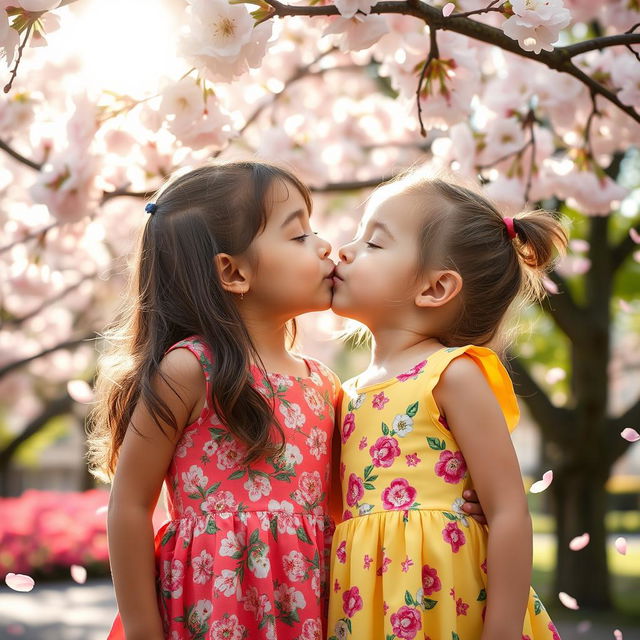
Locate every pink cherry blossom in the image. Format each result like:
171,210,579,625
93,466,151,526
621,428,639,442
324,15,390,52
501,0,571,54
334,0,377,20
179,0,272,82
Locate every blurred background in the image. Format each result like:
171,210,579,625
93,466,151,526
0,0,639,638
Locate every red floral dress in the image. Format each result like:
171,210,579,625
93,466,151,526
108,336,340,640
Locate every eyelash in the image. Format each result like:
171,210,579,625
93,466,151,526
366,241,382,249
293,232,318,242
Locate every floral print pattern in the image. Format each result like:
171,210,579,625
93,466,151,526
328,345,560,640
133,337,339,639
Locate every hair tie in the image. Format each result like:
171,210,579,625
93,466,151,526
145,202,157,215
503,217,517,240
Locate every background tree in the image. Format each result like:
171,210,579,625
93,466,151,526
0,0,638,610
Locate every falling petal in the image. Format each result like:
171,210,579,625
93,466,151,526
619,299,631,313
614,629,623,640
621,428,639,442
569,533,590,551
614,537,627,555
530,470,553,494
5,573,35,592
67,379,95,404
570,239,590,253
630,228,640,244
543,277,559,294
559,591,579,610
545,367,566,385
634,250,640,263
442,2,455,16
96,505,108,515
71,564,87,584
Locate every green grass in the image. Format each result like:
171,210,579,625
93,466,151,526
531,511,640,535
532,532,640,622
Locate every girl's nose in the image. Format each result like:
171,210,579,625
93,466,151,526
338,243,353,263
318,237,332,259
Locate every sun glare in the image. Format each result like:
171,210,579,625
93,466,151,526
47,0,185,98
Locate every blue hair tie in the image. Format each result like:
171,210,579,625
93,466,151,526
145,202,157,215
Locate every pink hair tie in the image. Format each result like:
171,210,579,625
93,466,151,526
503,217,517,240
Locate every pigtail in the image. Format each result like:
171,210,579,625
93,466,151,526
511,210,568,302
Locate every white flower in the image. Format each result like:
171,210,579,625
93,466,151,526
214,569,239,597
219,530,246,557
159,78,204,123
334,0,377,19
392,413,414,437
452,497,469,527
248,548,271,578
179,0,272,82
182,465,208,494
279,402,306,429
18,0,61,10
501,0,571,54
244,475,272,502
283,443,303,466
352,393,366,409
324,14,390,52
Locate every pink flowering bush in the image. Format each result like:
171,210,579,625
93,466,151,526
0,489,168,578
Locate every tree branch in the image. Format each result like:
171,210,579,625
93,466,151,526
0,138,42,170
507,354,574,444
0,333,96,380
539,270,585,342
262,1,640,123
0,392,74,468
2,275,95,328
416,27,439,137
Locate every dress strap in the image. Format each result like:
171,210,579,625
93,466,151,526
165,335,214,395
423,346,520,437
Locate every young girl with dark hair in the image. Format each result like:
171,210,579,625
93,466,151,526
89,161,340,640
328,172,568,640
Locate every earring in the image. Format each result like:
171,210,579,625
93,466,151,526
240,291,244,301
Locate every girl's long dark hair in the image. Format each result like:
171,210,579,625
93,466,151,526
88,161,312,479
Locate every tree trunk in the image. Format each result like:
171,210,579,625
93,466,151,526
550,463,612,608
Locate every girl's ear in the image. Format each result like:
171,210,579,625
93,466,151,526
415,270,463,308
214,253,250,295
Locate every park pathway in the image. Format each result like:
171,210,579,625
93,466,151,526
0,576,638,640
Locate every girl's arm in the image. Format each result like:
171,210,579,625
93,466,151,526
435,355,532,640
108,348,205,640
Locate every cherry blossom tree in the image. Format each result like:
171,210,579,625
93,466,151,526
0,0,639,610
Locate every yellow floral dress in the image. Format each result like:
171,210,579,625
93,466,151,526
328,345,561,640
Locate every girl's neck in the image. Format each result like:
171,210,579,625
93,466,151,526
369,330,442,372
241,313,306,376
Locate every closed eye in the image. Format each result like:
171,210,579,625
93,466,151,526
366,241,382,249
292,234,310,242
